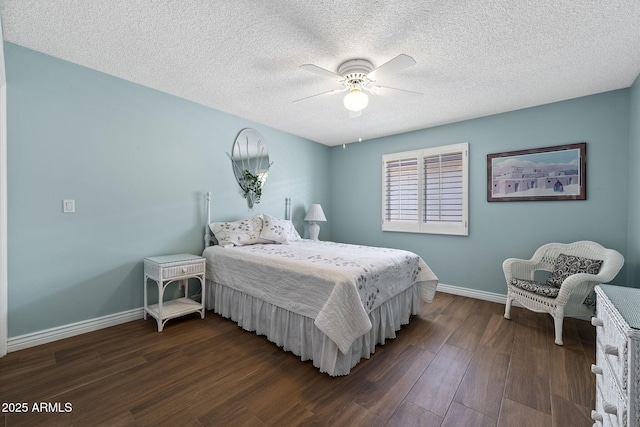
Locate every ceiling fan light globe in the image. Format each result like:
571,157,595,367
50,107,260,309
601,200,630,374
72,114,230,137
343,90,368,112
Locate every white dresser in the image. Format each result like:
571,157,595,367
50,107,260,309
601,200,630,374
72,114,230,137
591,284,640,427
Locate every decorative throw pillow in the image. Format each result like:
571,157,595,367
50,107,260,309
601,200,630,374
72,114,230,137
546,253,603,288
260,214,301,244
209,215,272,246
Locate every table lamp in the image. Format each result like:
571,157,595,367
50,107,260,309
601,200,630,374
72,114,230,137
304,204,327,240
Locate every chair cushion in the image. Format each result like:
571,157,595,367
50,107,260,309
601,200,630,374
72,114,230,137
546,253,603,288
510,279,560,298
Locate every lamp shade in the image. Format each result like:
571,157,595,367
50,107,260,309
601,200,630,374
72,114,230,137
343,89,368,112
304,204,327,222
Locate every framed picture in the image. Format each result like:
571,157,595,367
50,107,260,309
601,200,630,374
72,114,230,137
487,143,586,202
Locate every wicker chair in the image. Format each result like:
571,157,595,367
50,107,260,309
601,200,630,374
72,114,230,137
503,241,624,345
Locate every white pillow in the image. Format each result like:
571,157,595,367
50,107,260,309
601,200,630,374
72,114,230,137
209,215,273,246
260,214,302,244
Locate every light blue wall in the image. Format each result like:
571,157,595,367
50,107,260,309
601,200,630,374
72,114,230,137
627,74,640,287
6,43,330,337
329,90,631,294
5,41,638,338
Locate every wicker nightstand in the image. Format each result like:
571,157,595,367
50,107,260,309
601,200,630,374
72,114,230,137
143,253,206,331
591,284,640,426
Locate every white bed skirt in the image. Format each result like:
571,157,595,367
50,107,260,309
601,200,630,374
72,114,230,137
205,280,422,376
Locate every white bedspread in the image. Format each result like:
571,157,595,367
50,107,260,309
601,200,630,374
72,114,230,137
203,240,438,353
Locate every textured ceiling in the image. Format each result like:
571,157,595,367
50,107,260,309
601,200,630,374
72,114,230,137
2,1,640,146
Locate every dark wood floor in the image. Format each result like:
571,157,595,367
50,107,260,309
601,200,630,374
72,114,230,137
0,292,596,426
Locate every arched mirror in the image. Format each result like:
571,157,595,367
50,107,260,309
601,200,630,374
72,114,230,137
229,128,271,208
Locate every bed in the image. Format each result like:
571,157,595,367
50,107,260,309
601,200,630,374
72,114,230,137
202,196,438,376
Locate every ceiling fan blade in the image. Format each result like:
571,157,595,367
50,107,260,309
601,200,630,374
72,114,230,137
367,54,416,81
299,64,344,81
293,88,346,103
370,85,423,99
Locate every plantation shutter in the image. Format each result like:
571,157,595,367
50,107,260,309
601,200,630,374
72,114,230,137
382,142,468,235
384,156,418,222
424,152,464,223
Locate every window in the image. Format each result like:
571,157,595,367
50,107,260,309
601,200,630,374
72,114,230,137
382,142,468,235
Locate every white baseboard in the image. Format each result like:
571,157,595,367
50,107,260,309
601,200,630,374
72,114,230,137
436,283,513,305
436,283,591,320
8,308,144,353
4,283,590,354
6,285,505,353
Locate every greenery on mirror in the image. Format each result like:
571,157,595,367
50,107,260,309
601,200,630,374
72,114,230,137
229,128,271,209
241,169,262,207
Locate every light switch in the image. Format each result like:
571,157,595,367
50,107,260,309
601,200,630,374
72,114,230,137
63,199,75,213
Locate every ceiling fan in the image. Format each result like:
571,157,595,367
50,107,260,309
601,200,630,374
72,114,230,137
295,54,422,117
